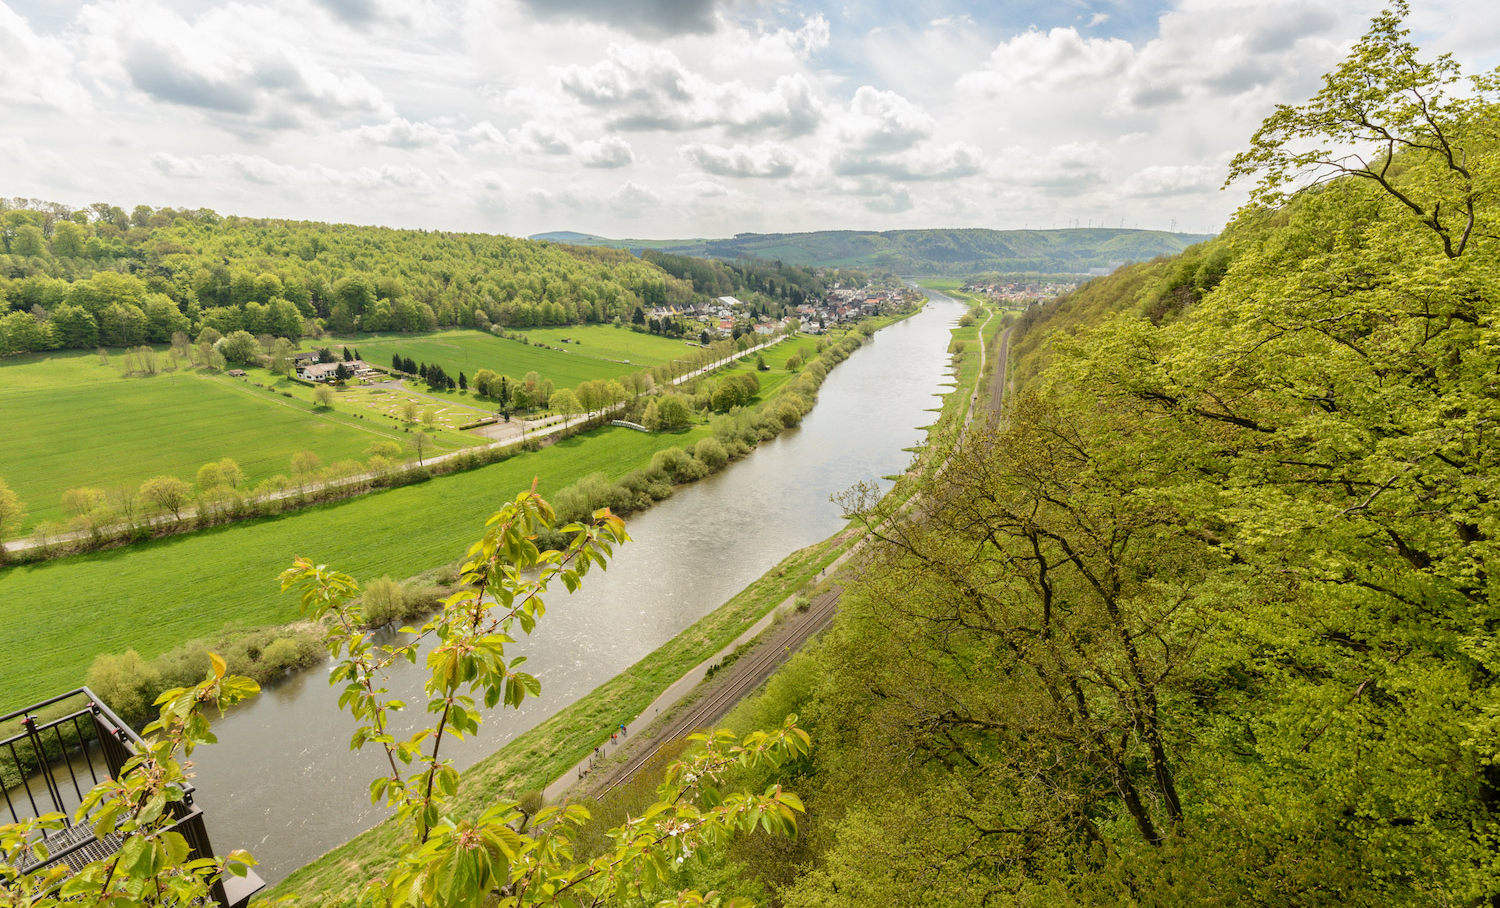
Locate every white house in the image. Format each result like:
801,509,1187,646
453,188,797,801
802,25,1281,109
297,359,374,382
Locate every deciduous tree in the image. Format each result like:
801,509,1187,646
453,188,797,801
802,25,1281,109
140,475,192,520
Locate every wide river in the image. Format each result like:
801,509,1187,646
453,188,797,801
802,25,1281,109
190,288,965,882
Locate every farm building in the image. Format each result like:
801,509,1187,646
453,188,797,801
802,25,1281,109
297,360,376,382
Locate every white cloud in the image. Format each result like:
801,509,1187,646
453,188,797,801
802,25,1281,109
515,121,576,155
5,0,1498,238
357,117,458,150
721,15,831,63
145,151,441,195
686,180,729,197
833,141,984,182
997,142,1113,195
1120,163,1220,198
679,142,804,178
511,0,723,39
557,44,824,135
609,180,659,216
834,86,934,153
577,135,636,168
76,1,390,130
958,27,1134,96
0,5,91,112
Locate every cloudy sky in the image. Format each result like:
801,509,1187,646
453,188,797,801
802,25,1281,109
4,0,1498,239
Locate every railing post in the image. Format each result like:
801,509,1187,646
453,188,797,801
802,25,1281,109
87,702,132,780
20,715,65,816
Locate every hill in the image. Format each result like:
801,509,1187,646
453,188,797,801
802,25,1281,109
529,227,1213,274
677,20,1500,906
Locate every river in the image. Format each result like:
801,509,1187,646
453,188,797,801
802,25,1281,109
188,289,965,882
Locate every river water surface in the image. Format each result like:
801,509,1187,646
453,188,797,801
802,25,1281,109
190,289,965,881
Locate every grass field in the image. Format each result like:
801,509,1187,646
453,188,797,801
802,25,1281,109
0,425,710,705
758,336,817,370
220,366,494,434
0,352,465,531
512,324,696,366
325,329,690,391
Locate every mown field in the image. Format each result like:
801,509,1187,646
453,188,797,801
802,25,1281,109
0,353,442,531
219,366,494,435
0,425,709,705
325,329,689,391
512,324,696,366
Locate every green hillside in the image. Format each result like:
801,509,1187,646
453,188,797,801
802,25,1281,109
530,226,1212,274
685,17,1500,908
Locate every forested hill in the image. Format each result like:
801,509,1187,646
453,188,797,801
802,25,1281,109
530,226,1212,274
697,16,1500,906
0,205,829,354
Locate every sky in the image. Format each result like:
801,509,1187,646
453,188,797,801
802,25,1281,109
4,0,1499,239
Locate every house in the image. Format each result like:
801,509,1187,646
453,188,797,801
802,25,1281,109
298,359,373,382
228,369,246,377
291,351,319,365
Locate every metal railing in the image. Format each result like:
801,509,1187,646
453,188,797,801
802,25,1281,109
1,688,255,906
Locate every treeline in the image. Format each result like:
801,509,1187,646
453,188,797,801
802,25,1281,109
640,249,855,309
667,19,1500,907
85,578,447,727
0,200,707,355
9,440,444,562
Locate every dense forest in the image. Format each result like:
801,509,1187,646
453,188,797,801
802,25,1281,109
532,226,1211,274
639,249,858,309
695,12,1500,907
0,210,830,355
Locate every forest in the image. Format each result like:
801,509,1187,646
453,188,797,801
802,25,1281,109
0,209,831,356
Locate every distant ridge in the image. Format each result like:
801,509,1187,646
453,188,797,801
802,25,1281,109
529,227,1216,275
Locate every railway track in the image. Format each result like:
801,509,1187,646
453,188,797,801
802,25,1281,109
579,299,1012,801
591,586,842,800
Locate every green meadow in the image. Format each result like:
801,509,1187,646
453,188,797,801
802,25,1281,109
515,324,692,366
0,425,708,705
0,352,442,531
326,328,690,390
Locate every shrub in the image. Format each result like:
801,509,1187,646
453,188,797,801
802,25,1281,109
362,576,407,628
85,650,162,724
260,636,322,675
692,436,729,469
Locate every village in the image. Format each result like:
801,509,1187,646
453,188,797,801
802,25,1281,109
960,278,1080,306
650,282,922,339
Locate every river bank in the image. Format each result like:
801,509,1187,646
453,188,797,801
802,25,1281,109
260,289,981,901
